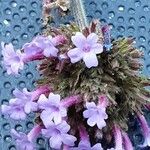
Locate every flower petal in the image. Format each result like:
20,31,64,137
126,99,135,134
49,136,62,149
87,33,99,45
83,52,98,68
87,116,96,127
71,32,86,48
67,48,83,63
92,43,103,54
61,134,77,146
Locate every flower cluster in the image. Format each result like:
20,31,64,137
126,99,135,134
1,19,150,150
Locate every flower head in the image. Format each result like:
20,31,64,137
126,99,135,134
23,35,59,58
67,32,103,68
83,101,108,129
137,114,150,147
1,88,39,120
42,121,76,149
1,42,24,75
11,125,42,150
38,93,67,125
11,129,35,150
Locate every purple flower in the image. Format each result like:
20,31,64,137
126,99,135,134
11,125,42,150
1,98,27,120
23,35,59,58
1,88,39,120
122,132,133,150
42,121,76,149
38,93,67,125
72,140,103,150
67,32,103,68
137,114,150,147
108,125,123,150
1,42,24,75
83,101,108,129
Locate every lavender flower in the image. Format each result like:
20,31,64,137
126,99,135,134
42,121,76,149
1,42,24,75
122,132,133,150
11,125,42,150
108,125,123,150
67,32,103,68
23,35,59,58
1,98,27,120
83,101,108,129
38,93,67,125
1,86,49,120
137,114,150,147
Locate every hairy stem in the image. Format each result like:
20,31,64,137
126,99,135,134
70,0,88,30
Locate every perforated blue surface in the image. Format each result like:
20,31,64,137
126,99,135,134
0,0,150,149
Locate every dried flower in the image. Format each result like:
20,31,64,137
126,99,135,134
38,93,67,125
42,121,76,149
83,98,108,129
1,42,24,75
67,32,103,68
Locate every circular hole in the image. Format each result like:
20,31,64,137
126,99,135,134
9,145,16,150
118,5,125,12
143,5,149,12
4,8,12,15
1,99,9,105
15,124,23,131
5,31,11,37
26,122,34,129
14,25,21,31
4,135,12,143
13,13,20,19
21,33,28,40
18,81,26,88
12,39,19,46
108,11,115,19
139,16,146,23
89,1,97,9
19,5,27,12
28,25,35,33
10,1,17,7
138,26,146,32
128,26,135,33
117,26,125,33
134,0,141,7
101,2,108,9
128,8,135,14
37,138,45,145
21,17,29,24
129,17,136,25
3,123,11,130
31,1,38,8
26,72,33,79
138,36,146,43
4,82,11,89
29,10,37,17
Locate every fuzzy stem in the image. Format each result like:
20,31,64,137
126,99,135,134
70,0,88,30
122,132,133,150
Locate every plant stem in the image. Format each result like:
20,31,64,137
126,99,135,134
70,0,89,30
